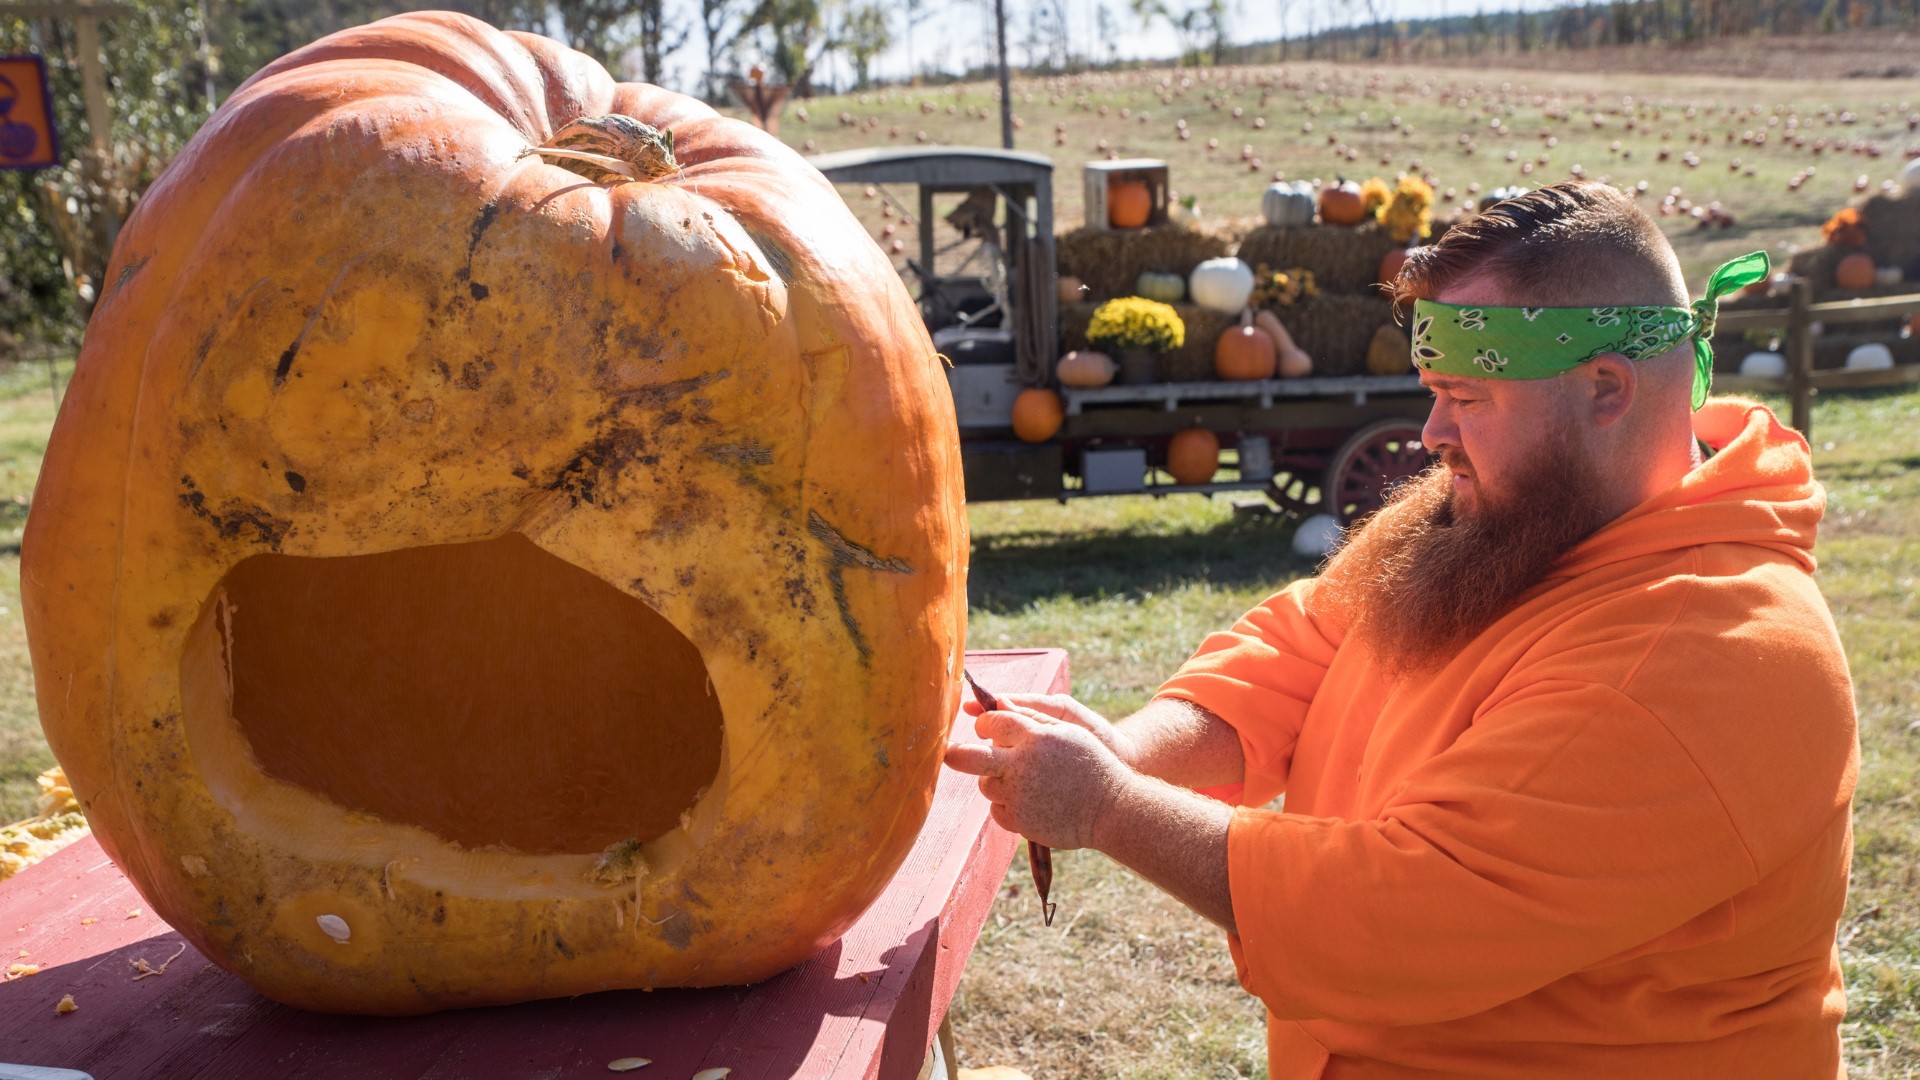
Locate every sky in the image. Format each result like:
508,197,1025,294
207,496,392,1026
653,0,1575,95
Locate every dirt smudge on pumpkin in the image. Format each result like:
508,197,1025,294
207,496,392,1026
455,200,501,301
806,510,912,665
178,475,292,550
548,371,733,508
698,440,775,494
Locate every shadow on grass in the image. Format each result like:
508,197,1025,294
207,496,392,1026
968,512,1318,614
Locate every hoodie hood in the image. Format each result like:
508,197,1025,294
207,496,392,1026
1552,397,1823,581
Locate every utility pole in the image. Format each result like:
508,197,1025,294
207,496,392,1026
4,2,132,250
994,0,1013,148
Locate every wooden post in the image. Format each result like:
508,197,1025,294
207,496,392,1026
4,3,134,250
1786,277,1814,439
71,6,116,248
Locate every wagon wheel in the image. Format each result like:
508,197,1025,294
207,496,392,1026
1323,419,1433,526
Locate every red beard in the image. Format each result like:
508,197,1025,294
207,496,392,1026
1312,439,1614,677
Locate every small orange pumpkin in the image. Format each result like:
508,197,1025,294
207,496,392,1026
1011,388,1065,442
1215,322,1277,381
1108,180,1153,229
1378,247,1410,289
1834,252,1875,292
1318,180,1368,226
1166,428,1220,485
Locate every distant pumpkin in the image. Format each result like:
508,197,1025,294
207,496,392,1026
1834,252,1876,292
1319,180,1368,226
1378,247,1410,289
1011,387,1066,441
1166,428,1220,485
1215,322,1277,381
1367,324,1413,375
1056,350,1118,388
1108,179,1153,229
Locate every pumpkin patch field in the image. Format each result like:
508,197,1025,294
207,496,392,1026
0,39,1917,1076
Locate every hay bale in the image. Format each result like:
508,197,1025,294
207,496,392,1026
1235,222,1403,296
1860,189,1920,272
1055,225,1230,303
1261,294,1398,376
1058,301,1236,383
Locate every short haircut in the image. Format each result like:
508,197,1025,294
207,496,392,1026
1392,182,1687,312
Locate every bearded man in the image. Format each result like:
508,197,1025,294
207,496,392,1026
946,182,1858,1078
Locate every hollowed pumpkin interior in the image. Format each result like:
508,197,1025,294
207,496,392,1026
204,533,722,856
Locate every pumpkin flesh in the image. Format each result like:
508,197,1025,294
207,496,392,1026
23,12,966,1015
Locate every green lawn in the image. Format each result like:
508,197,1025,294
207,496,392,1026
0,358,60,823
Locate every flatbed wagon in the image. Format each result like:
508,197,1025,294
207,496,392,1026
810,146,1434,524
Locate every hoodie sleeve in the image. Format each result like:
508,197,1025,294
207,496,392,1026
1224,680,1761,1026
1153,580,1341,806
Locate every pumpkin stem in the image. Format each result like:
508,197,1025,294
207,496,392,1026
524,115,678,184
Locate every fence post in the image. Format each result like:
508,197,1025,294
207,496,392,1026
1786,277,1814,439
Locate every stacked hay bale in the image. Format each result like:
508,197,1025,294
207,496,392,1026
1237,221,1403,376
1717,188,1920,372
1787,190,1920,302
1056,224,1232,381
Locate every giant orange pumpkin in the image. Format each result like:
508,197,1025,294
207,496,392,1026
21,12,967,1016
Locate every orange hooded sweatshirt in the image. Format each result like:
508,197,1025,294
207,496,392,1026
1155,399,1859,1079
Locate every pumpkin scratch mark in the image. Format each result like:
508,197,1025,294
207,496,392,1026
806,511,912,664
274,258,361,387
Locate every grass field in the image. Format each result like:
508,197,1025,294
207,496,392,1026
777,53,1920,288
1,46,1916,1079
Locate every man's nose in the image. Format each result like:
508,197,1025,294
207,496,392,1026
1422,400,1457,458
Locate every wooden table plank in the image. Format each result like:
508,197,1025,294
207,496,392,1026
0,649,1066,1080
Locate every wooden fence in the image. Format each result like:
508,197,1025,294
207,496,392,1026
1714,279,1920,438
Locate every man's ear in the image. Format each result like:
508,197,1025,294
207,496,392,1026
1579,352,1636,428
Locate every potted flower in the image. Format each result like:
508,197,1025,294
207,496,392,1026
1086,297,1186,384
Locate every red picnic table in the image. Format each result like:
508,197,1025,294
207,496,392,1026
0,649,1069,1080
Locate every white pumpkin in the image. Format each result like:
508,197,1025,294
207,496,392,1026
1902,156,1920,190
1739,351,1788,378
1262,181,1317,227
1188,257,1256,314
1846,343,1895,371
1291,514,1342,558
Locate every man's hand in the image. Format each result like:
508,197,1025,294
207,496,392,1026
960,692,1142,771
945,700,1131,850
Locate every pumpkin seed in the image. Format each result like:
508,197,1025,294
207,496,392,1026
316,914,351,944
692,1070,731,1080
606,1058,651,1072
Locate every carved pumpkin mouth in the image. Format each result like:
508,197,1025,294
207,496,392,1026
186,533,723,857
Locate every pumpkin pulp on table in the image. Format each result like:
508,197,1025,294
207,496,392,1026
23,12,967,1015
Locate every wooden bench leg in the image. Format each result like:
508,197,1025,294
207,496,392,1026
917,1015,958,1080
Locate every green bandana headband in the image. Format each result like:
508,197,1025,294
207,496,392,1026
1409,251,1771,410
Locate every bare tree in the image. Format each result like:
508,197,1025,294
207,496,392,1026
757,0,830,95
1130,0,1230,63
634,0,691,83
841,1,892,88
1274,0,1299,58
699,0,764,101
